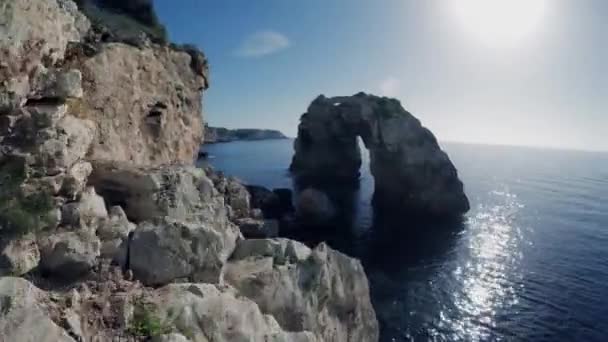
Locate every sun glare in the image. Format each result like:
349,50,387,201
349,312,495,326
451,0,547,47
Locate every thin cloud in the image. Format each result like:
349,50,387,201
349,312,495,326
235,30,290,57
378,77,401,97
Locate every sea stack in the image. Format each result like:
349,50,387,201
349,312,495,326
290,93,470,219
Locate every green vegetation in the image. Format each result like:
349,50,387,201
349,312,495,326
127,296,173,338
0,159,55,237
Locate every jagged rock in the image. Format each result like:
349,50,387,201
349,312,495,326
61,160,93,199
89,162,225,225
35,115,96,175
38,230,101,277
28,104,68,128
0,277,75,342
0,235,40,276
0,0,89,88
224,177,251,219
295,188,335,224
290,93,470,218
30,68,83,100
154,283,316,342
225,240,379,342
77,43,205,165
61,186,108,228
235,217,279,238
97,206,135,260
129,217,239,286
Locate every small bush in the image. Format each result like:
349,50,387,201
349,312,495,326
127,296,173,338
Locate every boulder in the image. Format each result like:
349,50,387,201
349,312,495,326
0,236,40,276
225,239,379,342
235,218,279,239
97,206,135,260
290,93,470,219
295,188,335,224
224,177,251,219
246,185,294,219
154,283,316,342
128,217,239,286
61,186,108,228
0,277,75,342
38,230,101,277
88,162,225,225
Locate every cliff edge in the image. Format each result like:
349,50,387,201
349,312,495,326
0,1,378,341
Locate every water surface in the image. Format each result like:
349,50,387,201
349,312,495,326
201,140,608,341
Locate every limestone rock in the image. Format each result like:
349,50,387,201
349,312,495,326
77,43,205,165
129,217,239,286
61,161,93,199
89,162,225,225
225,240,379,342
0,236,40,276
235,218,279,238
154,283,316,342
97,206,135,260
224,177,251,219
35,115,96,175
153,333,191,342
0,277,75,342
290,93,469,219
61,186,108,228
30,68,83,100
0,0,89,92
38,230,101,277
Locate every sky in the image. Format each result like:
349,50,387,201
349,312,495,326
154,0,608,152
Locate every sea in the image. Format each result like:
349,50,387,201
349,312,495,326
199,139,608,342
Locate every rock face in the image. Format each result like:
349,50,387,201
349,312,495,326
204,125,287,143
0,2,380,341
155,283,317,342
76,44,206,165
225,239,379,342
290,93,470,218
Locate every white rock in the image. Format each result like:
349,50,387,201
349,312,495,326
155,283,316,342
0,277,75,342
225,241,379,342
38,230,101,277
0,236,40,276
129,217,239,286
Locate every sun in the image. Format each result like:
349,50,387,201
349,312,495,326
451,0,547,47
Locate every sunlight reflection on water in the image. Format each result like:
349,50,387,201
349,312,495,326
441,187,526,341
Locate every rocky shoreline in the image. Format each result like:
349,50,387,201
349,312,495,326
204,125,288,144
0,1,378,341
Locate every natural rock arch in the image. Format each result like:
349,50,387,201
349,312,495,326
290,93,470,219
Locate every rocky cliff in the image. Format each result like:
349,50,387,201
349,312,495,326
205,125,288,144
0,1,378,341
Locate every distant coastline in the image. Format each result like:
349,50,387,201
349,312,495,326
204,124,288,143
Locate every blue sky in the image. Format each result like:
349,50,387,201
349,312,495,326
154,0,608,151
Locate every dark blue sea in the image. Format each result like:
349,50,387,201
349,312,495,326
200,139,608,342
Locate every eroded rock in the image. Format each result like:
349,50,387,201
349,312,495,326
225,239,379,341
129,217,239,286
290,93,470,219
38,230,101,278
155,283,317,342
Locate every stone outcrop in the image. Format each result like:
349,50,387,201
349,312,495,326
0,1,380,341
204,125,287,143
155,283,317,342
225,239,379,342
290,93,470,218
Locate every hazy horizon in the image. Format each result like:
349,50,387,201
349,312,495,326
155,0,608,152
